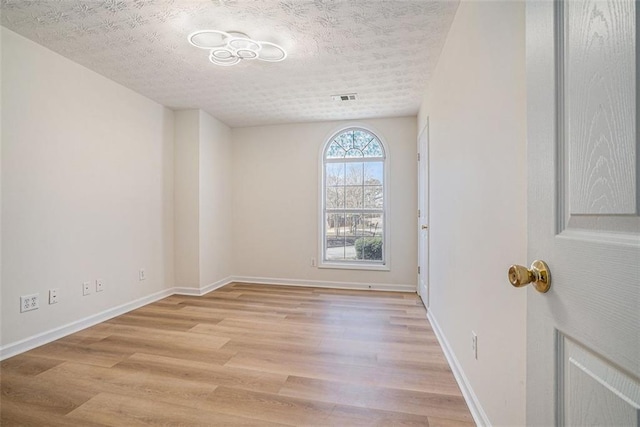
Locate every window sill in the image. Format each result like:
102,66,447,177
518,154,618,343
318,262,390,271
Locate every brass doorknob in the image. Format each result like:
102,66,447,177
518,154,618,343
421,225,428,230
508,260,551,293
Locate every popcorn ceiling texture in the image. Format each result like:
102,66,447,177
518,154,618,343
1,0,459,127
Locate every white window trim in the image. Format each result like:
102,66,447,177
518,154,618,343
317,124,391,271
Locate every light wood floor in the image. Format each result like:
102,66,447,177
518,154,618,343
1,283,473,426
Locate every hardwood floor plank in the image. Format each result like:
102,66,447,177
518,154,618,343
35,362,219,411
279,376,471,421
88,332,233,364
66,392,288,426
189,323,323,347
0,354,64,377
427,416,477,427
115,352,289,394
207,386,435,426
1,400,105,427
0,283,473,425
26,340,130,368
1,371,95,416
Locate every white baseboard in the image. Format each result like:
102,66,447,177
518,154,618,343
427,310,490,427
0,276,412,361
173,276,234,296
231,275,415,293
0,288,174,360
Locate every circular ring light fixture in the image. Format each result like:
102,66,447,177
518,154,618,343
209,50,241,66
188,30,287,66
256,41,287,62
188,30,229,49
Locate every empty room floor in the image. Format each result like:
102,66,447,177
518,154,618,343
0,283,473,426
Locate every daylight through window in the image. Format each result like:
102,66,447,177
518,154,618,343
322,128,386,266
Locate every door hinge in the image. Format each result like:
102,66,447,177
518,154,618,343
418,266,421,275
418,209,421,217
418,152,421,161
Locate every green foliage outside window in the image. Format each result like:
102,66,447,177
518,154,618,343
355,237,383,260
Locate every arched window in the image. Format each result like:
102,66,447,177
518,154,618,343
321,127,387,268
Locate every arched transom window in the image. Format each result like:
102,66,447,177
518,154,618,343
321,128,387,268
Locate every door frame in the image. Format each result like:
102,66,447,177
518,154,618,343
417,118,430,308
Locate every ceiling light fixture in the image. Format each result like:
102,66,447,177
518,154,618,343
188,30,287,66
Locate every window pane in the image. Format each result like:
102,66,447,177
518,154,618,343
345,148,363,158
363,161,383,184
357,213,384,261
326,141,346,158
326,187,344,209
364,213,383,237
344,186,363,209
343,213,360,260
325,213,349,260
353,130,372,150
345,162,363,185
357,236,383,261
325,163,345,185
362,140,384,158
335,132,353,150
364,186,383,209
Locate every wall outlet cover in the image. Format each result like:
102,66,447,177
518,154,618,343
20,294,39,312
49,289,59,304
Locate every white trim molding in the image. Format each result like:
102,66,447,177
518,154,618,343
173,276,234,296
0,277,235,361
0,288,174,360
231,275,414,293
427,310,491,427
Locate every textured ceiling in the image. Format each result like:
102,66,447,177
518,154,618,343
1,0,459,128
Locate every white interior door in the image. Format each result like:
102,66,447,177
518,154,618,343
526,1,640,425
417,120,429,307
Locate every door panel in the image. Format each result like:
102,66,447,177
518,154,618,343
565,0,637,216
526,0,640,424
560,336,640,426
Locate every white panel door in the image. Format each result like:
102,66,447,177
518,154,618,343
417,120,430,307
526,0,640,425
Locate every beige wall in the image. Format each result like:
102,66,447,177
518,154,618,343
231,118,417,290
1,28,175,346
418,1,527,425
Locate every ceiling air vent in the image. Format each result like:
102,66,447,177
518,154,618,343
331,93,358,102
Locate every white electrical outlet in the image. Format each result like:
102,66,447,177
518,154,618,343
96,279,104,292
310,258,316,267
472,331,478,360
139,268,146,281
49,289,59,305
83,281,91,296
20,294,39,312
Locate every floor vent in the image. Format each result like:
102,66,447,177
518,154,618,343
331,93,358,101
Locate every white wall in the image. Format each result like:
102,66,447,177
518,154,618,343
198,110,233,286
231,117,417,290
174,109,233,290
0,26,3,342
1,28,175,346
174,110,200,288
418,2,527,425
